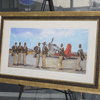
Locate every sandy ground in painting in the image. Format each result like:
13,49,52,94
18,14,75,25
8,53,86,74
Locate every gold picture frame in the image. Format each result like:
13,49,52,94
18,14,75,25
0,11,100,94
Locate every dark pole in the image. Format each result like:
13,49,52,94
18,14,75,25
18,85,24,100
64,91,68,100
41,0,54,11
41,0,47,11
48,0,54,11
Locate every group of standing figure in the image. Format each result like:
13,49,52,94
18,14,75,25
11,42,85,71
34,42,48,69
11,41,64,70
11,41,49,68
57,43,85,71
12,42,28,66
34,42,65,70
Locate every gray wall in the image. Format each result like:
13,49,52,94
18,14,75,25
0,0,99,11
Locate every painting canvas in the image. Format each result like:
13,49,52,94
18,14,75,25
8,28,88,74
0,20,97,85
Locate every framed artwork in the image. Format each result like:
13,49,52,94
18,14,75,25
0,12,100,94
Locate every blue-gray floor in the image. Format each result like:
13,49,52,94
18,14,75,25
0,83,100,100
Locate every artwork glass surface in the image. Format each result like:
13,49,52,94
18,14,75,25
8,28,88,74
0,20,97,84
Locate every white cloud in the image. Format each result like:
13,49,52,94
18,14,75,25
40,29,56,38
39,29,76,39
12,31,34,38
65,29,76,37
12,29,76,39
23,31,33,37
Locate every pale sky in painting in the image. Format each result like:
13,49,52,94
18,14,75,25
9,28,89,52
